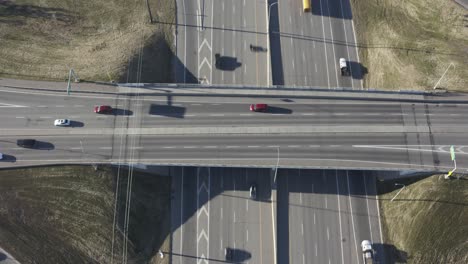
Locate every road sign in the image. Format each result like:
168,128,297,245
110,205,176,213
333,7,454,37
450,145,456,161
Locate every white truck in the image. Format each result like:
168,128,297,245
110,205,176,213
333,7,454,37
361,240,374,264
339,58,350,76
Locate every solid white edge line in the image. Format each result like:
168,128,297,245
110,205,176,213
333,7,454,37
335,170,345,264
363,172,374,242
319,0,331,88
351,20,364,90
208,168,211,262
180,168,184,263
347,171,361,264
271,170,277,264
325,0,340,88
338,0,354,90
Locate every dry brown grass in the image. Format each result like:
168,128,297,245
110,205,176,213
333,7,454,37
351,0,468,91
0,0,175,82
0,165,172,264
378,174,468,263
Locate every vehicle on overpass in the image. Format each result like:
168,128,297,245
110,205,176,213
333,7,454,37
340,58,350,76
361,240,374,264
16,139,36,148
94,105,113,114
303,0,311,12
54,119,71,127
250,104,268,112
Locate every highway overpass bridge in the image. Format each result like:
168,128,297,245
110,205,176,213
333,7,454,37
0,82,466,173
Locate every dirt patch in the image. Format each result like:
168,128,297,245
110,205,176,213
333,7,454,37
351,0,468,91
0,0,175,83
377,174,468,263
0,165,171,264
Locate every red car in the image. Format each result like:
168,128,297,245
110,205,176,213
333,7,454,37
250,104,268,112
94,105,113,114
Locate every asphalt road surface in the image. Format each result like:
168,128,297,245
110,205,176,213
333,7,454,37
175,0,269,86
271,0,362,88
175,0,362,88
170,166,384,264
1,89,468,170
171,167,275,264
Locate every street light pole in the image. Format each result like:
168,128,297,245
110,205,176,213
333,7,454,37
268,2,278,32
273,147,280,183
391,183,406,202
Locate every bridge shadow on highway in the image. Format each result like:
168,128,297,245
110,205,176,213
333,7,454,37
311,0,353,19
132,166,416,263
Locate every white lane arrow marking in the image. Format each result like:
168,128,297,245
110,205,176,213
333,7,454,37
198,57,212,71
198,181,209,194
197,205,209,218
0,103,27,107
198,38,212,52
197,229,209,243
353,145,468,154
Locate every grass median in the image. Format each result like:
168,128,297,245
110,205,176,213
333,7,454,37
0,165,171,263
351,0,468,91
0,0,174,83
378,174,468,263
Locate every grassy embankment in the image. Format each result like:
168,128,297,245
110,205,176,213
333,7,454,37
0,0,174,82
351,0,467,91
0,165,171,264
378,174,468,263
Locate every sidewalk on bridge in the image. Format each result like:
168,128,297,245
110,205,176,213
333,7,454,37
1,78,468,103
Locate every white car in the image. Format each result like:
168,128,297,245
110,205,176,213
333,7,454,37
0,153,3,160
54,119,71,126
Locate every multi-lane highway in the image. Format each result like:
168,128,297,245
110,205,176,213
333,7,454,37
169,166,383,264
1,89,467,170
175,0,269,86
175,0,362,88
273,0,362,88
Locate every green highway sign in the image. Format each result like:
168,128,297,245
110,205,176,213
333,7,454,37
450,145,456,161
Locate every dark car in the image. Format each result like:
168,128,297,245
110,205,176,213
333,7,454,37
225,247,234,262
17,139,36,148
250,104,268,112
94,105,113,114
250,184,257,200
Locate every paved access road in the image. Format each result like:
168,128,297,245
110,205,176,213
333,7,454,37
271,0,362,88
1,89,468,170
170,166,384,264
175,0,269,86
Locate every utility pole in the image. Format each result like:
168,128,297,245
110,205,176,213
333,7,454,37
391,183,406,202
433,63,454,90
145,0,153,23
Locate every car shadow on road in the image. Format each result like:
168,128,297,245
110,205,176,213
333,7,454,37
348,61,367,80
34,141,55,150
215,54,242,71
374,243,408,264
267,106,293,114
0,154,16,163
149,104,186,118
69,120,84,127
112,108,134,116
